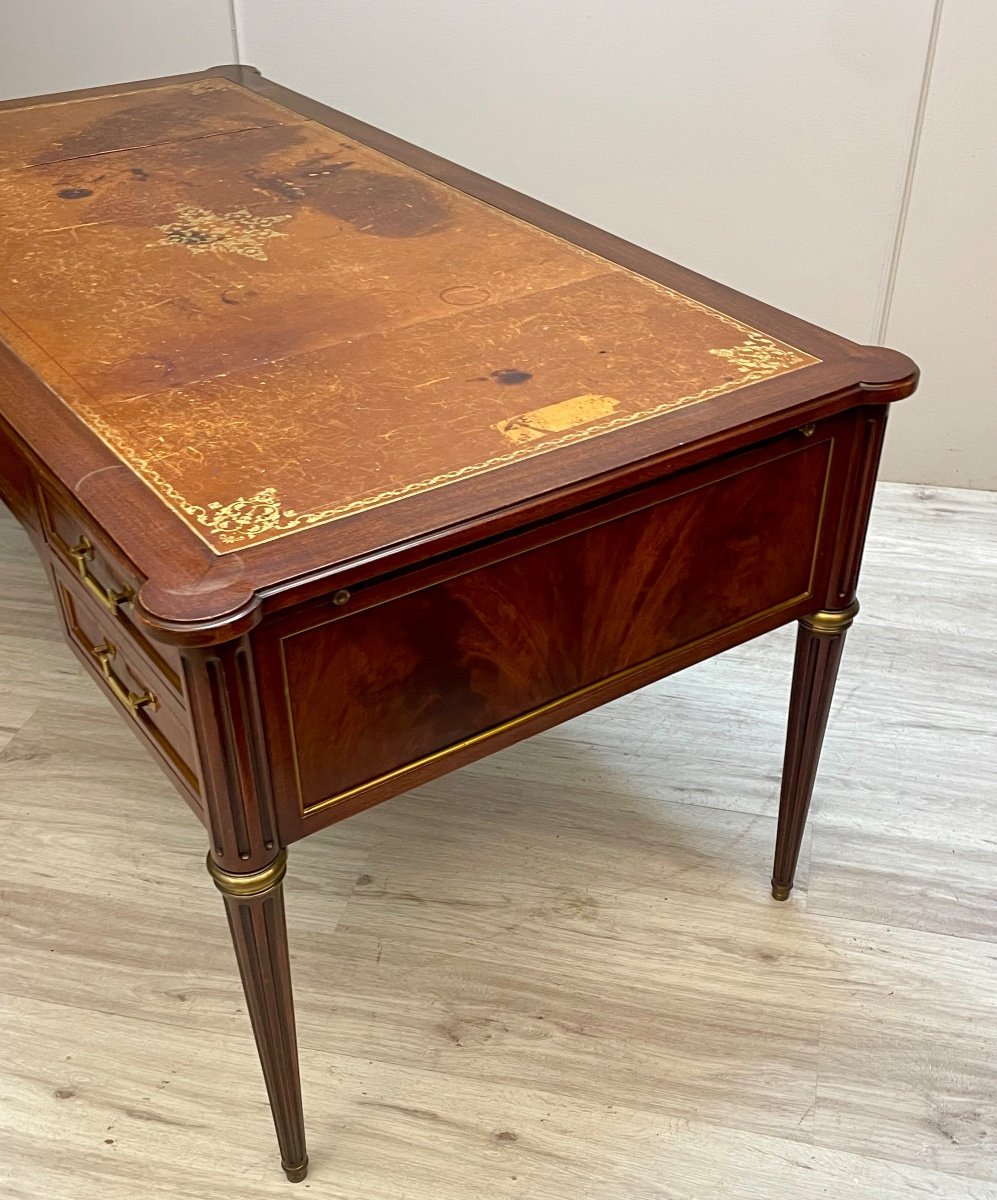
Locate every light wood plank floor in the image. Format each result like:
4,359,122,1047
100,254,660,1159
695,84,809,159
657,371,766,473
1,482,995,1199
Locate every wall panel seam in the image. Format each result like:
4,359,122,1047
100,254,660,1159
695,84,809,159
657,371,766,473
228,0,242,64
876,0,945,345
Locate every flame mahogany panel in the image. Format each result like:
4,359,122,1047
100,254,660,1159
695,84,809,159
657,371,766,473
261,428,836,831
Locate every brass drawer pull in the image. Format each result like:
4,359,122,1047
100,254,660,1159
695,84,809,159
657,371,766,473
91,640,156,714
69,536,133,612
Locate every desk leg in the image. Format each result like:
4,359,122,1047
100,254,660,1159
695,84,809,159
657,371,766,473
771,601,859,901
207,849,309,1182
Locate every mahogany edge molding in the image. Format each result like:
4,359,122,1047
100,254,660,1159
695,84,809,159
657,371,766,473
0,65,918,645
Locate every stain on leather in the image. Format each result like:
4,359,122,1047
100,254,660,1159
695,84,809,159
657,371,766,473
490,368,533,385
279,154,451,237
35,89,285,164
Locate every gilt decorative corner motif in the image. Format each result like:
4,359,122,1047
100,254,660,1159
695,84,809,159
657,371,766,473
151,205,292,261
709,333,808,379
205,488,299,544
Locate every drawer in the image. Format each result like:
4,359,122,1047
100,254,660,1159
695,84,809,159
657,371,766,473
262,432,834,820
37,478,184,698
51,562,201,804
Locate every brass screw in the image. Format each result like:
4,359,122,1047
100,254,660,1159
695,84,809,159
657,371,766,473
799,423,816,438
332,589,351,606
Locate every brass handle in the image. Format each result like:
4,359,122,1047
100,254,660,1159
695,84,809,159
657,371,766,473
69,537,132,612
91,640,156,715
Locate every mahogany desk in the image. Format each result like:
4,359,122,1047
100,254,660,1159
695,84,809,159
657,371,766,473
0,66,917,1182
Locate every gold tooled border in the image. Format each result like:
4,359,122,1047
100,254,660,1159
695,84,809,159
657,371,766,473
3,78,244,116
67,325,817,554
1,77,821,555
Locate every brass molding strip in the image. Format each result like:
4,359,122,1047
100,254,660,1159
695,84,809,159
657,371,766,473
799,599,860,636
207,848,287,897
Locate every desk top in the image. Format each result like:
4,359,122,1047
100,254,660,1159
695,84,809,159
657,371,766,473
0,66,915,633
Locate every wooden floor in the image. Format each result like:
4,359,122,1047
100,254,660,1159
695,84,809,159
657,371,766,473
1,481,996,1199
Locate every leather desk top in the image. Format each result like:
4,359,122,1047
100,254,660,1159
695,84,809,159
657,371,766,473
0,66,916,632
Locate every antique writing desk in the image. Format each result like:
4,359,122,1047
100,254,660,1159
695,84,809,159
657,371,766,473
0,66,917,1182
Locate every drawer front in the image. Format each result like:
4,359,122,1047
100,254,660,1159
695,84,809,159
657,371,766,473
37,479,184,697
51,564,200,802
264,434,833,821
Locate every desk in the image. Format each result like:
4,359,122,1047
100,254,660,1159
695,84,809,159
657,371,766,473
0,66,917,1183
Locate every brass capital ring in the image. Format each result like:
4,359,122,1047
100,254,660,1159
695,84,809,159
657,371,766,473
207,848,288,897
800,599,860,636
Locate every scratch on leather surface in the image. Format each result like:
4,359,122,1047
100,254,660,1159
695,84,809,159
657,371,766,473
0,79,821,554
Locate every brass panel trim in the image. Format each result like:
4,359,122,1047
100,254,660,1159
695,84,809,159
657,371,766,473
207,848,288,897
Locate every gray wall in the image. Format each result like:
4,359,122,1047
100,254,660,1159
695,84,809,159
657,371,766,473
0,0,235,97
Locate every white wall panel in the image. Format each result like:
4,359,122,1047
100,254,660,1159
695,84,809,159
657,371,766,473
0,0,235,100
236,1,934,344
880,1,997,490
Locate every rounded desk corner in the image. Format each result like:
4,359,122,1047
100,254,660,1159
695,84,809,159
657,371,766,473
234,64,265,84
204,62,255,81
855,346,920,403
132,575,263,648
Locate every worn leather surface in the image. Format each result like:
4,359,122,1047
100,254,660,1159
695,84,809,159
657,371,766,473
0,79,818,554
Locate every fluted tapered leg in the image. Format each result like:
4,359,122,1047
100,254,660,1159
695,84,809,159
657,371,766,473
771,601,859,901
207,849,308,1182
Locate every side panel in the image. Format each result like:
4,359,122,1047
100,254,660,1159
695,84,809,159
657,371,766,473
258,424,846,839
0,417,35,530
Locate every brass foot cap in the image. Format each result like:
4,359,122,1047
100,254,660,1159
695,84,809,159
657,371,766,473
771,883,792,902
282,1158,309,1183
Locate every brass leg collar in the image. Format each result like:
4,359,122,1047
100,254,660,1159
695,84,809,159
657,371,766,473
799,599,860,636
207,848,288,897
282,1157,309,1183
